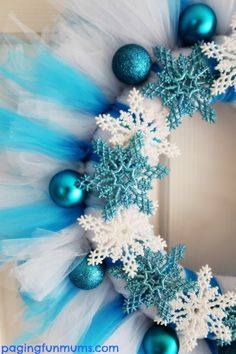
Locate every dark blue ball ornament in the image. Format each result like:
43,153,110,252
112,44,152,85
49,169,84,208
69,257,105,290
179,3,217,46
143,325,179,354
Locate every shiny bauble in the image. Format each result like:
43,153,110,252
112,44,152,85
179,3,217,45
49,169,84,208
143,325,179,354
69,257,105,290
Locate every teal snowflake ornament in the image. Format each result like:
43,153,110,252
142,45,216,129
220,306,236,346
110,245,198,323
76,131,169,221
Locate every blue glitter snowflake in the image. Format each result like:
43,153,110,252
110,245,198,323
142,45,216,129
76,131,169,221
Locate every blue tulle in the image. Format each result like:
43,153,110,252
185,267,222,294
0,43,109,115
180,0,193,10
0,107,91,161
79,295,127,346
212,87,236,104
0,201,84,239
16,279,78,343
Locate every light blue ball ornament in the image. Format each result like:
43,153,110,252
69,257,105,290
143,325,179,354
179,3,217,46
112,44,152,85
49,169,85,208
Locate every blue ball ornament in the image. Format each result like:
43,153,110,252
179,3,217,46
69,257,105,290
112,44,152,85
143,325,179,354
49,169,85,208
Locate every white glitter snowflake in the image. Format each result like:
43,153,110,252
201,14,236,95
96,88,180,165
169,265,236,352
78,206,167,278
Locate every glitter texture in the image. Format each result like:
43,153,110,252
111,245,197,323
69,257,105,290
75,131,169,221
112,44,152,85
142,45,216,129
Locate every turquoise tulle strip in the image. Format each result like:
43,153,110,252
0,107,91,160
16,279,78,343
79,295,127,346
212,87,236,104
0,44,109,115
0,201,84,239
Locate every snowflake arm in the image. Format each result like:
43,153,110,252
96,88,180,164
76,131,169,221
111,245,197,323
201,14,236,95
142,45,216,129
220,306,236,346
170,265,236,352
79,207,167,278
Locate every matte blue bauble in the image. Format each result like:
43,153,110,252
69,257,105,290
49,169,84,208
179,3,217,45
143,325,179,354
112,44,152,85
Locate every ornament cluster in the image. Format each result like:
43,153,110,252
47,5,236,354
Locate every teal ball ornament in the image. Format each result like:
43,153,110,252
112,44,152,85
143,325,179,354
49,169,84,208
179,3,217,46
69,257,105,290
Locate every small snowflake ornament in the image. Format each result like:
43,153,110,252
75,131,169,221
201,14,236,95
111,245,197,323
79,206,166,278
96,88,180,165
142,45,216,129
170,265,236,352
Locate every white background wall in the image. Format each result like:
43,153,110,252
0,0,235,344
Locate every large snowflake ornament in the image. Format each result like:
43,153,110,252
111,245,197,323
201,15,236,95
76,131,169,221
142,45,216,129
170,265,236,352
96,88,180,165
78,206,167,278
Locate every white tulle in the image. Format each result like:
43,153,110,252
44,278,116,344
0,151,81,208
50,0,179,100
104,311,151,352
0,224,88,301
